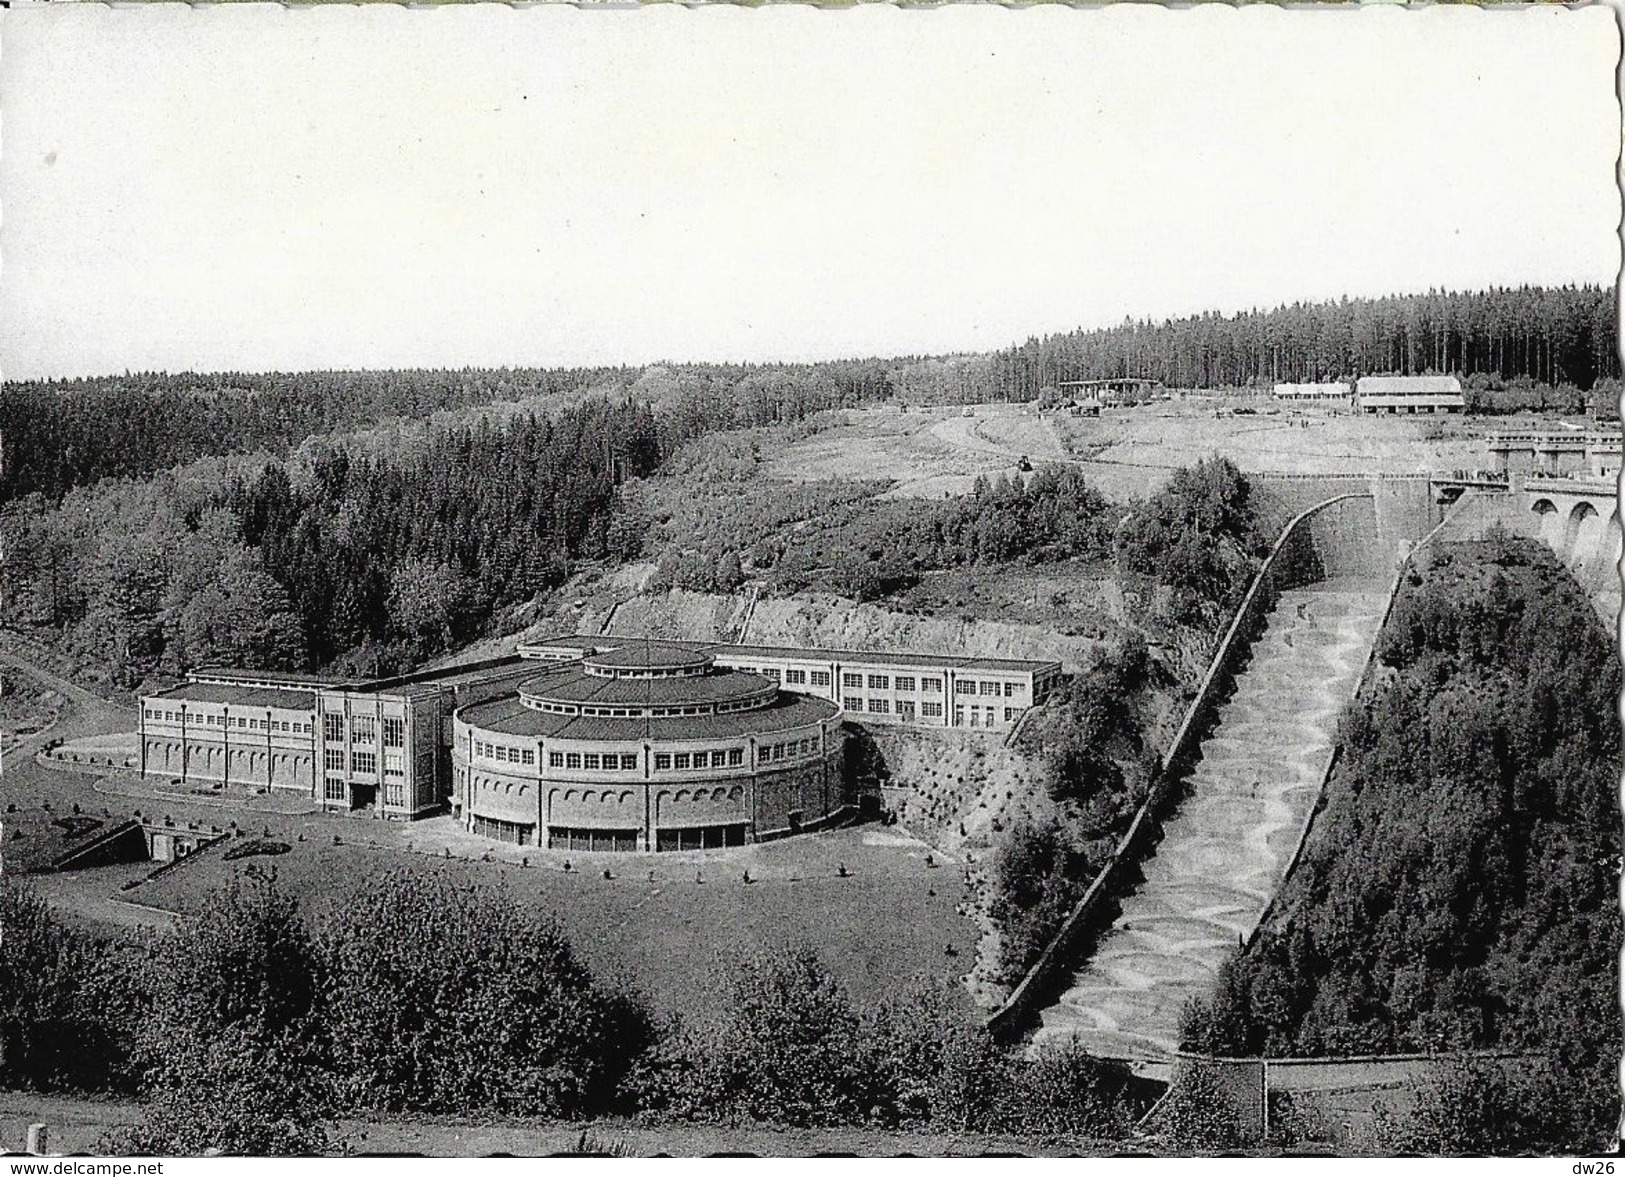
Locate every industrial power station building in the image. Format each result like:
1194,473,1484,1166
139,636,1061,851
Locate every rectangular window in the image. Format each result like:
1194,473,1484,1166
785,668,806,684
522,749,536,766
549,752,564,768
922,701,943,718
205,715,217,726
351,751,376,775
384,751,405,778
674,752,691,770
324,749,344,771
324,777,345,801
728,748,744,767
382,717,405,747
921,677,942,693
248,719,259,731
968,710,980,728
655,753,672,770
841,672,862,688
955,680,976,696
620,753,639,771
323,714,344,742
1005,707,1016,722
900,701,916,719
763,667,781,682
867,698,890,714
1003,683,1018,698
352,715,376,744
894,675,915,692
692,751,709,769
867,674,889,689
843,697,861,712
565,753,582,769
385,783,405,808
583,753,601,770
810,670,831,687
954,707,965,725
980,681,998,697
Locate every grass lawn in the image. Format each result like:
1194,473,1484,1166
127,824,975,1021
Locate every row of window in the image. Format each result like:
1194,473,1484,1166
654,748,746,770
476,741,537,765
844,698,944,718
461,734,825,773
323,776,411,806
531,700,759,718
146,709,312,734
782,668,832,687
321,714,406,746
828,673,1020,698
322,749,405,777
839,700,1018,725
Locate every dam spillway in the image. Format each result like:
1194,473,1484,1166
1031,578,1389,1059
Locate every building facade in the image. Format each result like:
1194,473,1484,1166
140,658,535,820
1272,382,1351,402
1355,374,1465,415
141,636,1062,847
453,642,845,850
517,636,1064,733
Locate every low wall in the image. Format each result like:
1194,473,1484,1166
1151,1049,1530,1145
985,492,1374,1041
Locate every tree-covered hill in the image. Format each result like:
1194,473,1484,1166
5,285,1615,505
1181,535,1621,1150
997,284,1618,398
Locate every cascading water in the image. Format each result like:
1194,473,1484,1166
1032,578,1389,1059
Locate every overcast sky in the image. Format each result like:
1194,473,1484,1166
0,4,1618,380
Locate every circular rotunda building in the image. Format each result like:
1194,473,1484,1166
452,641,846,851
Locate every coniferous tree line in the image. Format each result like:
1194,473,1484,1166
5,286,1614,506
994,285,1618,397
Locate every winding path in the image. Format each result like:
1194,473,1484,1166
1032,578,1388,1059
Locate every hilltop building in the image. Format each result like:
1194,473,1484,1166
1272,381,1351,402
1355,374,1464,415
139,636,1062,850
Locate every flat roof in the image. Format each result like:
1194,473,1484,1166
190,667,342,689
711,642,1060,675
519,666,773,708
460,690,840,742
1355,375,1462,395
584,642,712,672
520,634,1059,675
150,683,316,711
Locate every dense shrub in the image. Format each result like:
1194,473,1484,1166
1141,1062,1246,1151
319,870,650,1118
104,1028,330,1157
623,949,1134,1140
1116,456,1266,626
991,635,1159,982
0,880,145,1094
